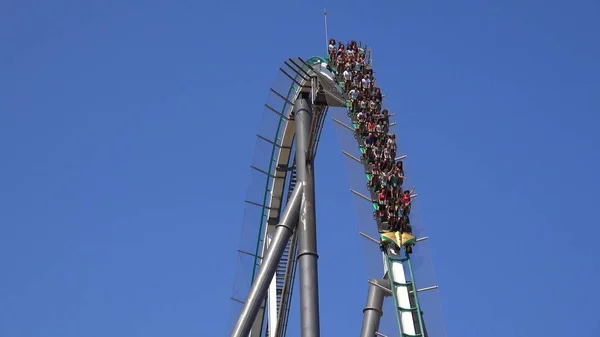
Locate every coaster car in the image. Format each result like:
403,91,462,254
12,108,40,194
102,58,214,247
380,231,416,248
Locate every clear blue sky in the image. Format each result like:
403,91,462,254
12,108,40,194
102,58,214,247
1,0,599,336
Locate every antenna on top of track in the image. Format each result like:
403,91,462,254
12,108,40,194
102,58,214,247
323,8,329,54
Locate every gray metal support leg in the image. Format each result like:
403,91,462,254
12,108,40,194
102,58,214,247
249,300,265,337
360,279,390,337
230,184,305,337
294,98,321,337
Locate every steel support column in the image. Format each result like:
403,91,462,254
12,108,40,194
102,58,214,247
249,300,265,337
230,184,305,337
294,97,321,337
360,279,390,337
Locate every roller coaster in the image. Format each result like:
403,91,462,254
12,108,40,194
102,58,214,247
229,40,444,337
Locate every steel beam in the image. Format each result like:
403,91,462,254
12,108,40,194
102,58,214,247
341,150,362,164
360,279,390,337
230,184,304,337
332,118,354,132
294,97,321,337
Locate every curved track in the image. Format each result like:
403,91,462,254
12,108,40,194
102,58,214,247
243,55,346,337
232,41,441,337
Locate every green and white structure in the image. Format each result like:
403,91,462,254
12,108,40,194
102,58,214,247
229,43,443,337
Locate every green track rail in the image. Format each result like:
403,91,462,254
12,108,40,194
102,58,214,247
385,253,426,336
246,56,333,337
245,46,427,337
249,56,329,283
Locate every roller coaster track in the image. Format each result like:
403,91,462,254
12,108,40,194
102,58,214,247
233,41,442,337
242,55,345,337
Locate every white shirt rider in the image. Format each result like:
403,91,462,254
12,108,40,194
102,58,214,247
343,70,352,81
362,77,371,88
